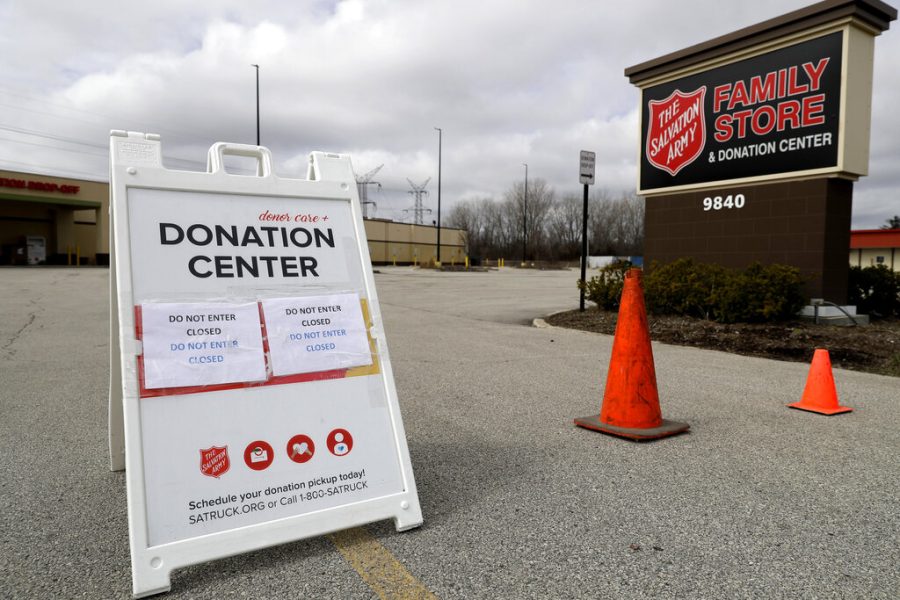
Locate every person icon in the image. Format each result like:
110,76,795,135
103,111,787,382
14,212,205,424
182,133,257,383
327,428,353,456
333,433,349,456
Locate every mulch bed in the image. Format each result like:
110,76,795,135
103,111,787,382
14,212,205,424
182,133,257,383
546,309,900,377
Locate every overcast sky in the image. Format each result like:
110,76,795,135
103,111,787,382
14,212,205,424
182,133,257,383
0,0,897,228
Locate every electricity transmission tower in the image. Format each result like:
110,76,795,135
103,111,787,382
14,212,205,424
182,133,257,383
354,165,382,218
404,178,432,225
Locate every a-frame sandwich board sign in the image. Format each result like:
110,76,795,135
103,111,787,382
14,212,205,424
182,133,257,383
108,131,423,598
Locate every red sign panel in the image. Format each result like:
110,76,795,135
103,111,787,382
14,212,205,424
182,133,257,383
199,446,230,478
646,87,707,176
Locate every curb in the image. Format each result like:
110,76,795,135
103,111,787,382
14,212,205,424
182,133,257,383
532,308,580,330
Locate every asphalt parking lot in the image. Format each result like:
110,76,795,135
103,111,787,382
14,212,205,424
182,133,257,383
1,266,898,599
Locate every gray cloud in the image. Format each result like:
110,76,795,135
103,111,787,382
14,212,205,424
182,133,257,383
1,0,897,227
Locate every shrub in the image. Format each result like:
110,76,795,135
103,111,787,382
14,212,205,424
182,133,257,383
642,259,804,323
713,263,805,323
644,258,729,320
848,265,900,318
578,261,632,310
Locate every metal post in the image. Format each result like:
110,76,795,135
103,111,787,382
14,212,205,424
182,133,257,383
522,163,528,263
580,184,589,311
251,64,260,146
435,127,442,263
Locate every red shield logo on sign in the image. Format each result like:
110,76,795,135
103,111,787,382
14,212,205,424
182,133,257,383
199,446,230,478
646,86,707,176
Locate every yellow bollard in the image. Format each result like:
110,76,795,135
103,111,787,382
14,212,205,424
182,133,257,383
465,255,469,270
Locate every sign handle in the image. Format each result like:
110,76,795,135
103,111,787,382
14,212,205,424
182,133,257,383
206,142,274,177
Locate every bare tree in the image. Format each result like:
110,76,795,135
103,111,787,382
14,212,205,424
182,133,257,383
547,194,584,259
882,215,900,230
505,178,555,260
446,184,643,262
446,197,516,260
445,201,478,254
589,190,644,256
610,192,645,255
484,200,513,259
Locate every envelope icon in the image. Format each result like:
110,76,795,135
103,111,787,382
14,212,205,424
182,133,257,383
250,447,268,463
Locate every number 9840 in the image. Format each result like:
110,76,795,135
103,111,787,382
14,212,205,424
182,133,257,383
703,194,745,211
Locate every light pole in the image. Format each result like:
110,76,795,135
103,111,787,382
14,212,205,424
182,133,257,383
522,162,528,263
435,127,442,263
251,64,260,146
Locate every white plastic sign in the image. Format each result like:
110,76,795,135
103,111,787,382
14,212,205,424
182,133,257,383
108,134,422,598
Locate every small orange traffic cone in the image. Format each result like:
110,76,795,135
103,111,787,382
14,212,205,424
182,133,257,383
575,268,689,441
788,348,852,415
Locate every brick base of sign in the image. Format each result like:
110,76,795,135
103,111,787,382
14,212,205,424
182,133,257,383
643,178,853,304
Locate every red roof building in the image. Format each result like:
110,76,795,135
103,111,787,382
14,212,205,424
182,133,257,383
849,229,900,271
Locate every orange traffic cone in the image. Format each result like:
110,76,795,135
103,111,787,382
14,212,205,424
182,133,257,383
574,268,689,441
788,348,852,415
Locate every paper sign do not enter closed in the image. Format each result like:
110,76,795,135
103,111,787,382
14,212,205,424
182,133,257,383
261,293,372,377
141,302,267,390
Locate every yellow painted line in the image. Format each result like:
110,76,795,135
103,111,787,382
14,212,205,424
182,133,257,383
329,527,437,600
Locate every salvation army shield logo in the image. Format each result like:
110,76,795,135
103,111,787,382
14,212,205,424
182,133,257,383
646,86,707,176
199,446,230,478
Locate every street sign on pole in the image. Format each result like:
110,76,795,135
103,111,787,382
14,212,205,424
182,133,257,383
579,151,595,310
579,150,596,185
